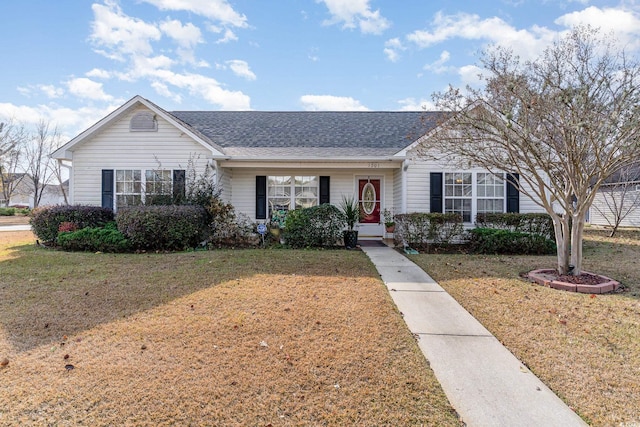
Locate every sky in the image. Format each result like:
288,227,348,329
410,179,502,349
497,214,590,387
1,0,639,140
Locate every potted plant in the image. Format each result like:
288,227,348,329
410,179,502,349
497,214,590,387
269,209,287,240
339,195,360,249
383,207,395,233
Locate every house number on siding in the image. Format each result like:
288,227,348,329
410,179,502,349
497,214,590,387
368,163,380,168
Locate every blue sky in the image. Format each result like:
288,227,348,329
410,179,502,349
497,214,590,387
1,0,639,139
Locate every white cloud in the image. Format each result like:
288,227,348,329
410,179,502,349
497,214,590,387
86,2,251,109
160,19,204,63
0,102,122,138
383,38,405,62
216,28,238,44
555,7,640,48
225,60,257,80
38,85,65,99
407,11,557,61
317,0,390,34
140,0,248,28
90,2,162,61
458,65,484,87
152,70,251,109
396,97,438,111
160,19,203,48
151,81,183,103
86,68,112,79
300,95,369,111
423,50,452,74
66,78,114,101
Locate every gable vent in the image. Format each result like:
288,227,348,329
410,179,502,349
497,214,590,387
130,112,158,132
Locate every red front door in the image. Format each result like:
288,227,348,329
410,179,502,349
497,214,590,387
358,179,380,224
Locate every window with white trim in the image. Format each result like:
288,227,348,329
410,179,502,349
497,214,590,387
115,169,178,209
444,172,472,222
267,175,318,214
477,173,505,214
116,169,142,208
145,170,172,195
443,172,507,222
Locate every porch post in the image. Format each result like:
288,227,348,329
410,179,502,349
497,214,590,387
401,159,408,214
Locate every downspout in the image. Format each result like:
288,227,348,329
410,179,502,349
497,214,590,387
401,159,409,214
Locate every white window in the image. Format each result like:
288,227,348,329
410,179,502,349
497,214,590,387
443,172,507,222
477,173,505,214
116,169,142,208
145,170,172,196
444,172,472,222
115,169,176,209
268,175,318,215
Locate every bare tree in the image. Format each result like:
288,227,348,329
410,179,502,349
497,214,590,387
421,26,640,275
0,120,27,206
23,120,61,208
591,165,640,237
49,158,69,205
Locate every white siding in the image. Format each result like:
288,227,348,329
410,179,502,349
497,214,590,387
404,151,545,217
590,189,640,227
70,106,212,206
216,166,232,203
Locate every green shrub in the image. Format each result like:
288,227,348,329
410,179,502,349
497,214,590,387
393,213,464,250
468,228,556,255
475,213,554,239
30,205,114,244
284,204,344,248
116,205,207,251
57,222,131,253
0,207,16,216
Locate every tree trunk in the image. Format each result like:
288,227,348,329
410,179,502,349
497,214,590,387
570,213,586,275
552,214,571,275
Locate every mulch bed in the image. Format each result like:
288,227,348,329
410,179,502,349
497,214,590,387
526,269,621,294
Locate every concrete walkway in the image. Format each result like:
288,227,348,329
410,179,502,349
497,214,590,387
0,225,31,232
361,245,587,427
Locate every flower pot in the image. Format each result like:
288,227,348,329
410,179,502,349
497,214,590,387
343,230,359,249
385,224,395,233
269,228,281,239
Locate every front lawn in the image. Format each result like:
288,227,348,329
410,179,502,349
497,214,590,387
0,231,460,426
409,227,640,427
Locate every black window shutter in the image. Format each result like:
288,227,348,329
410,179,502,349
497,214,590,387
506,173,520,213
319,176,330,204
173,169,186,204
101,169,114,210
256,176,267,219
430,172,443,213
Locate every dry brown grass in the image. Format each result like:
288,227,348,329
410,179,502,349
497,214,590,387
0,231,460,426
409,227,640,427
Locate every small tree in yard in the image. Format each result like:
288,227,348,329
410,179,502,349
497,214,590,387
591,165,640,237
421,26,640,275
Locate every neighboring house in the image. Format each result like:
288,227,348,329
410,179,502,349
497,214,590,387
589,165,640,228
1,173,68,208
52,95,545,237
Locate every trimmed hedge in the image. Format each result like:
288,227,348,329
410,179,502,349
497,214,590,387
393,213,464,250
57,222,131,253
475,213,554,239
284,204,344,248
468,228,556,255
116,205,207,251
0,207,16,216
30,205,114,244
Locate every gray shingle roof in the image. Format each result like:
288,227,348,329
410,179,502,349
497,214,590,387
169,111,443,157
